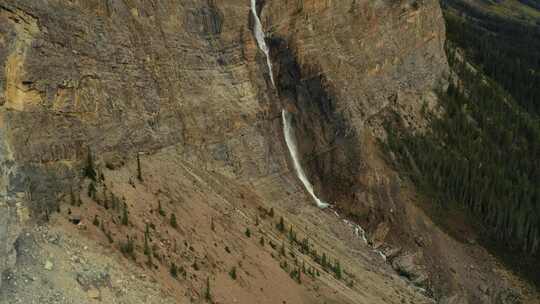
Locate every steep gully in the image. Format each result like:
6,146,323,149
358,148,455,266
249,1,386,261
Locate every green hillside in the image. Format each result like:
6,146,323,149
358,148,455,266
386,0,540,287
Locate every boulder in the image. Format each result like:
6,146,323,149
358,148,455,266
391,253,430,288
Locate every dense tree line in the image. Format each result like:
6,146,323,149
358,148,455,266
442,1,540,115
386,49,540,257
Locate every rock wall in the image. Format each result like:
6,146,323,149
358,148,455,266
0,0,448,288
263,0,448,208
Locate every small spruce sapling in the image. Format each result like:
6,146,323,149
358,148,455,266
170,213,178,228
137,152,143,182
158,201,165,216
205,277,211,302
277,216,285,232
121,202,129,226
229,266,237,280
170,263,178,278
84,147,97,181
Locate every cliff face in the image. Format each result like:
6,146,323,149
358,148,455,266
0,0,449,301
264,0,448,210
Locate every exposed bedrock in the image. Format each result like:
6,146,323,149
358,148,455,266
0,0,448,291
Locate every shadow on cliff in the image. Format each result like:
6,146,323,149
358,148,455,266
269,37,363,208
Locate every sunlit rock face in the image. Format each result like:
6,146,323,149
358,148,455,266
0,0,447,286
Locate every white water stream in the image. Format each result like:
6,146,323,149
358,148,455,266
250,0,385,261
250,0,275,86
282,110,329,209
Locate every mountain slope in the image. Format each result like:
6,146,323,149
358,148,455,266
386,0,540,293
0,0,539,303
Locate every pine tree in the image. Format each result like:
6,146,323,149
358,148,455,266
84,147,97,181
277,216,285,232
205,277,211,302
170,213,178,229
121,202,129,226
144,225,150,256
334,260,342,280
137,152,143,182
158,201,165,216
229,266,237,280
170,262,178,278
88,182,97,200
70,187,76,206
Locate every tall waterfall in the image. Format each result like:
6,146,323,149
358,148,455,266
250,1,385,262
250,0,275,86
282,110,329,209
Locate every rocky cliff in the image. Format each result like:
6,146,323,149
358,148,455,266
2,1,532,304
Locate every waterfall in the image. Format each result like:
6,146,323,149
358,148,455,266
250,1,326,208
250,0,275,86
250,2,385,262
282,110,329,209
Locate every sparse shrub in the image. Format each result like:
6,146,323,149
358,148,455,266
259,236,265,247
229,266,237,280
268,207,274,217
211,217,215,232
225,246,231,254
245,228,251,238
193,261,199,271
